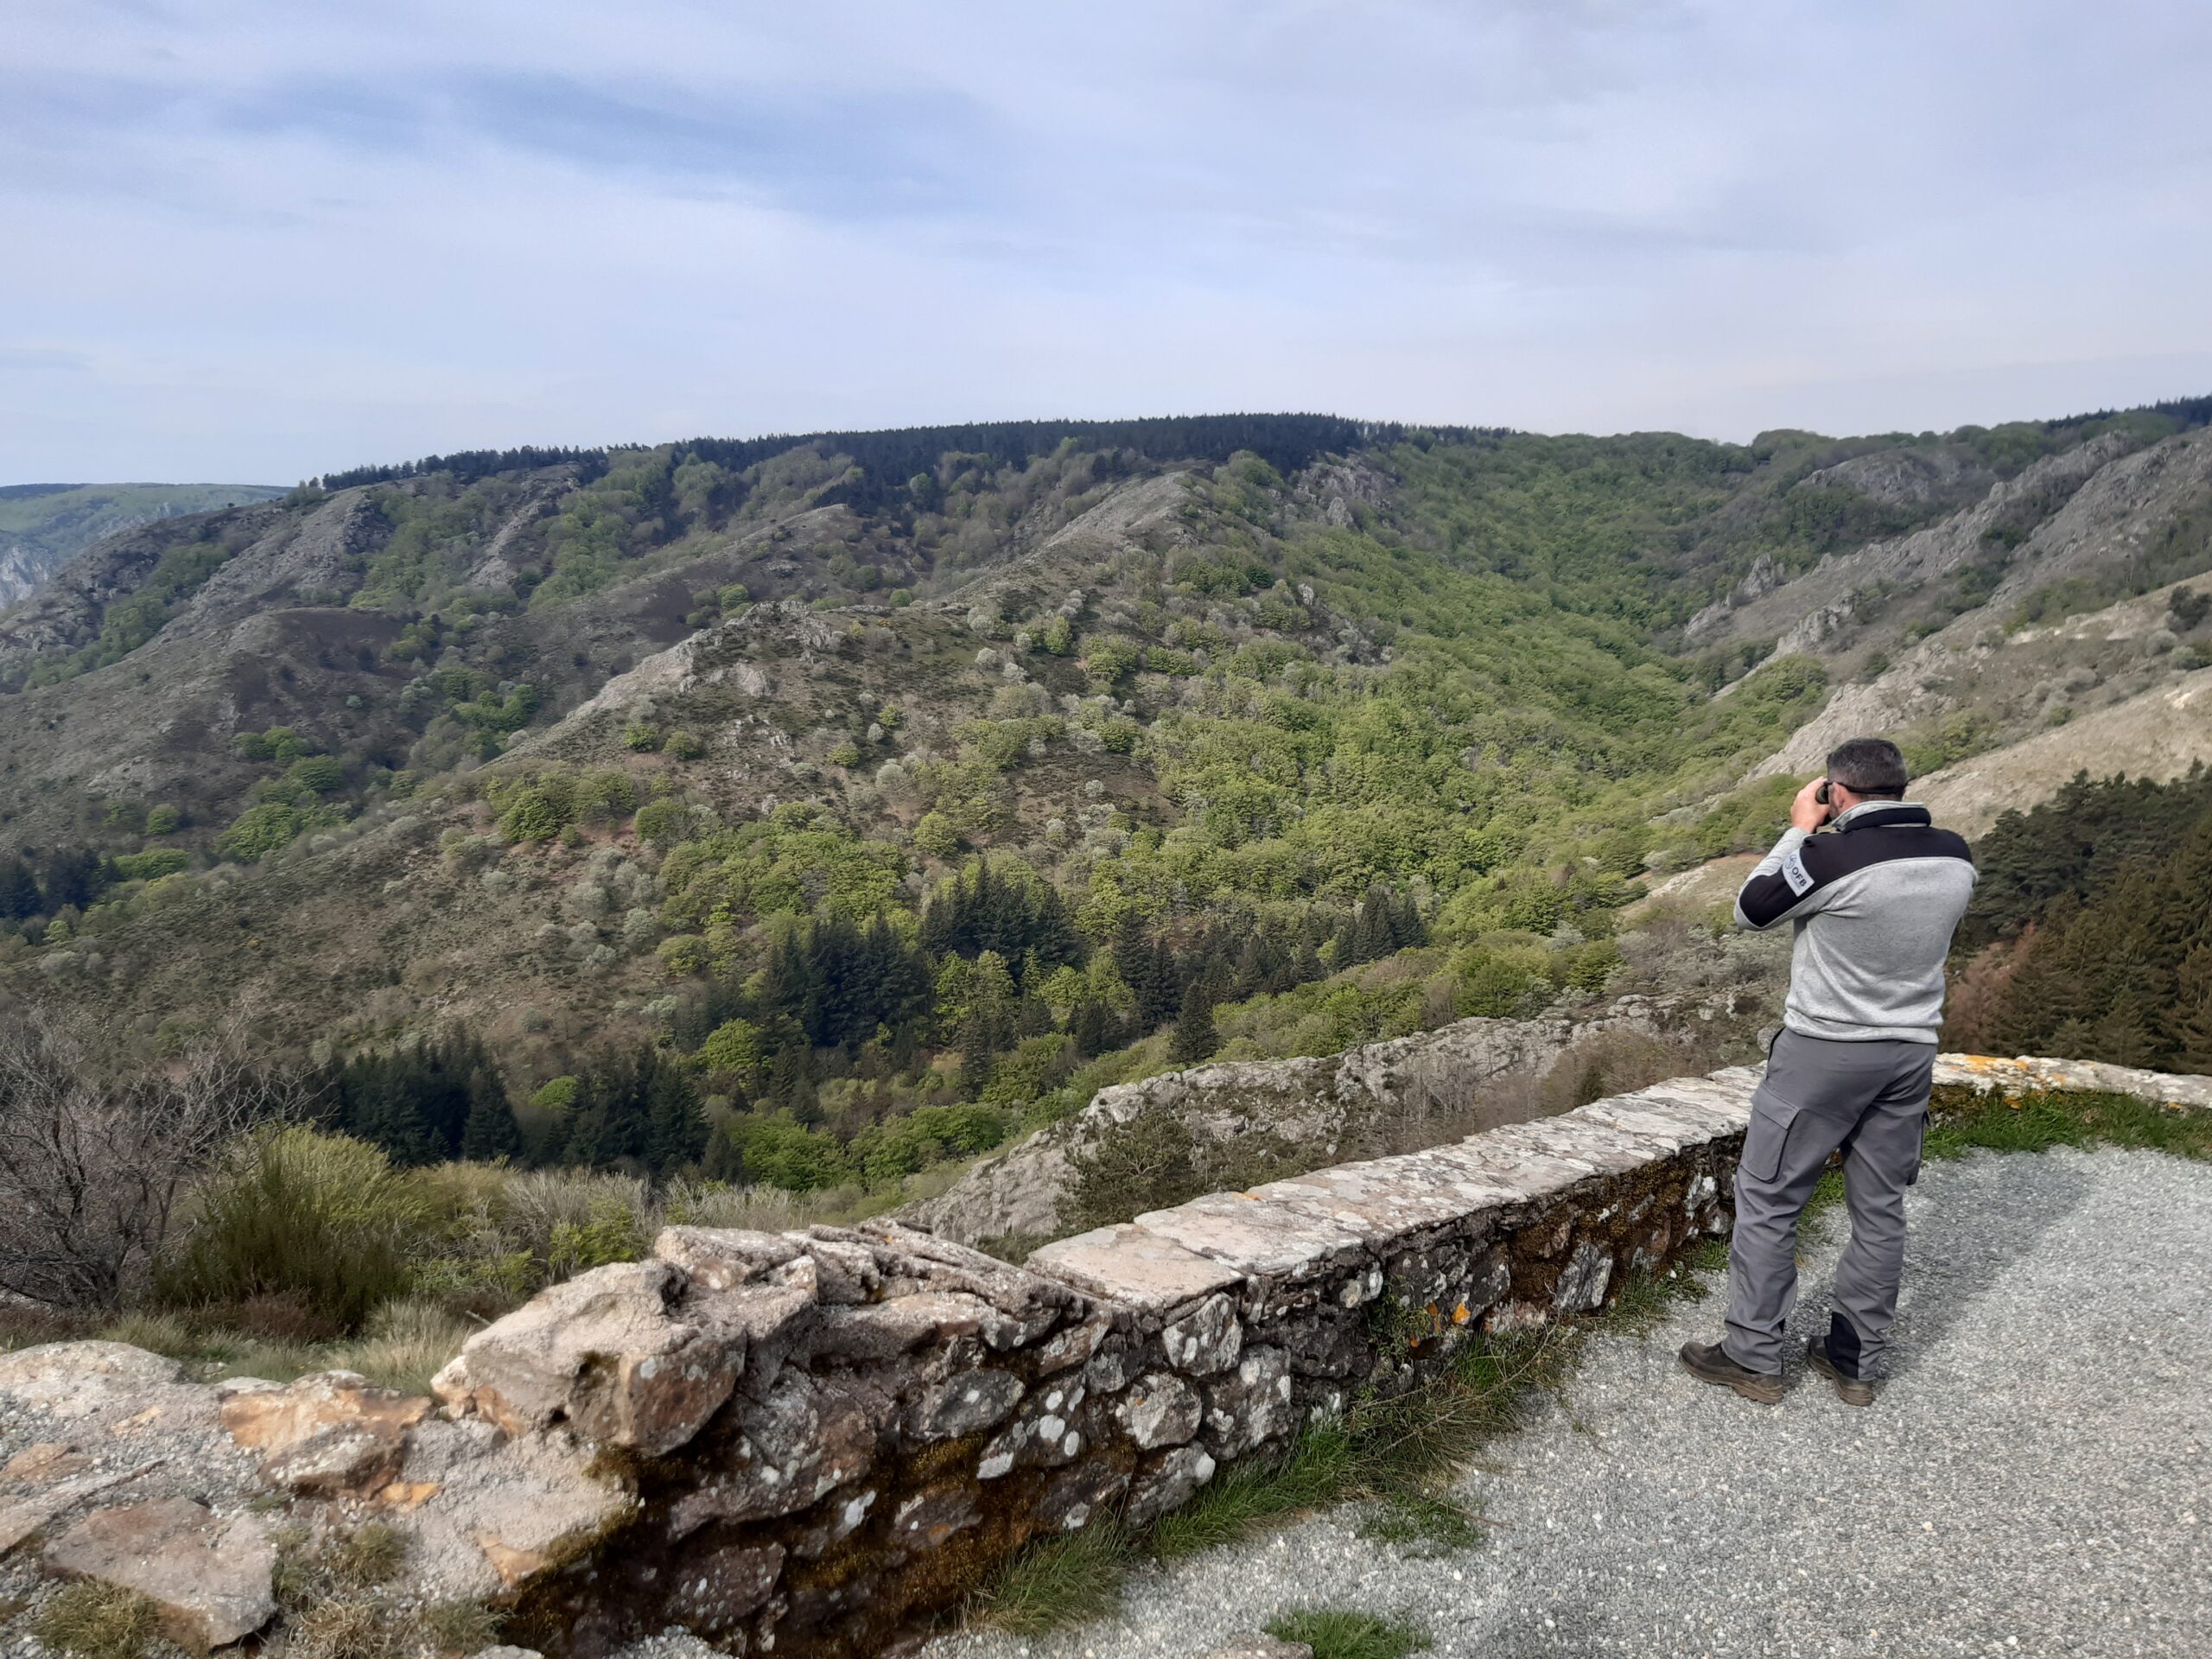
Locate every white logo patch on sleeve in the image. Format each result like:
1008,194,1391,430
1780,848,1815,896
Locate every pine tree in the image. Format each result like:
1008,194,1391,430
1069,999,1119,1059
566,1049,652,1167
2169,942,2212,1074
1171,983,1219,1066
39,848,101,912
1141,939,1181,1030
1112,912,1153,995
341,1056,435,1166
644,1055,707,1175
957,951,1018,1085
0,858,39,922
459,1067,523,1161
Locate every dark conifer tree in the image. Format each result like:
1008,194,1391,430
0,858,39,921
1141,939,1181,1030
1069,999,1119,1059
644,1055,708,1175
1112,912,1153,995
1170,982,1219,1065
459,1065,523,1161
340,1055,436,1165
40,848,102,912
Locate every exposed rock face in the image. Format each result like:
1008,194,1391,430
906,993,1730,1248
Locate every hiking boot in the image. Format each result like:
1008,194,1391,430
1678,1339,1783,1404
1806,1335,1877,1407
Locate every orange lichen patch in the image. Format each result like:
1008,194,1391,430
1451,1302,1472,1326
375,1480,439,1510
219,1375,429,1453
110,1408,162,1436
474,1533,551,1586
3,1442,85,1484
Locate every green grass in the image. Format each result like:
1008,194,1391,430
1268,1607,1433,1659
968,1514,1135,1635
31,1582,162,1659
1926,1085,2212,1162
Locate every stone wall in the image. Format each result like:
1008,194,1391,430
4,1052,2203,1657
908,991,1744,1248
426,1063,1769,1656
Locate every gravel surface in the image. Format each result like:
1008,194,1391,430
918,1147,2212,1659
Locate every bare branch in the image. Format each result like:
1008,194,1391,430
0,1007,300,1309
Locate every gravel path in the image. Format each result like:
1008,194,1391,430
922,1147,2212,1659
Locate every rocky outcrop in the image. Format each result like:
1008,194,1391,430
906,993,1738,1248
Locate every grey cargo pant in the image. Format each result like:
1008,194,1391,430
1722,1030,1934,1377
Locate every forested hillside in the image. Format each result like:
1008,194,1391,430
4,400,2212,1217
1945,766,2212,1069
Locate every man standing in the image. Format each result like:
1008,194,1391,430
1680,737,1976,1406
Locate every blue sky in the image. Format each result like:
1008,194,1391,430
5,0,2211,482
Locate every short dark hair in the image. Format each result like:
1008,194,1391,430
1826,737,1908,798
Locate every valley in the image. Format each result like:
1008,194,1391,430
2,404,2210,1225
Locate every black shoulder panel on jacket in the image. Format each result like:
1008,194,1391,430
1736,824,1974,929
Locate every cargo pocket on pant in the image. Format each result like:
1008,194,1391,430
1741,1090,1804,1185
1906,1108,1929,1186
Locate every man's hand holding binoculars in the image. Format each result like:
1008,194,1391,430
1789,775,1836,833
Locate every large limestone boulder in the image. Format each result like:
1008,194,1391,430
0,1341,186,1418
42,1497,275,1649
432,1260,741,1454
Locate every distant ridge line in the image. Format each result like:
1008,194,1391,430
310,412,1517,501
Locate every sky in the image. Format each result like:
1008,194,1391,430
5,0,2211,484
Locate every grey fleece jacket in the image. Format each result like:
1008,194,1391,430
1733,799,1977,1043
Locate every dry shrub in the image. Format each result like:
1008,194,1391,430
495,1168,650,1259
337,1297,472,1395
1940,935,2028,1053
1537,1027,1721,1116
1365,1067,1544,1159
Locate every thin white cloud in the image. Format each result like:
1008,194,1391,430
3,0,2209,480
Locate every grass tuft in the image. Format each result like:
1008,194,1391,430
272,1519,409,1614
1926,1085,2212,1162
31,1582,162,1659
969,1515,1134,1634
416,1599,505,1652
1267,1606,1433,1659
286,1598,397,1659
327,1521,406,1590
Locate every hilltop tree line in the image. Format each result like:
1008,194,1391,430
315,414,1509,516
